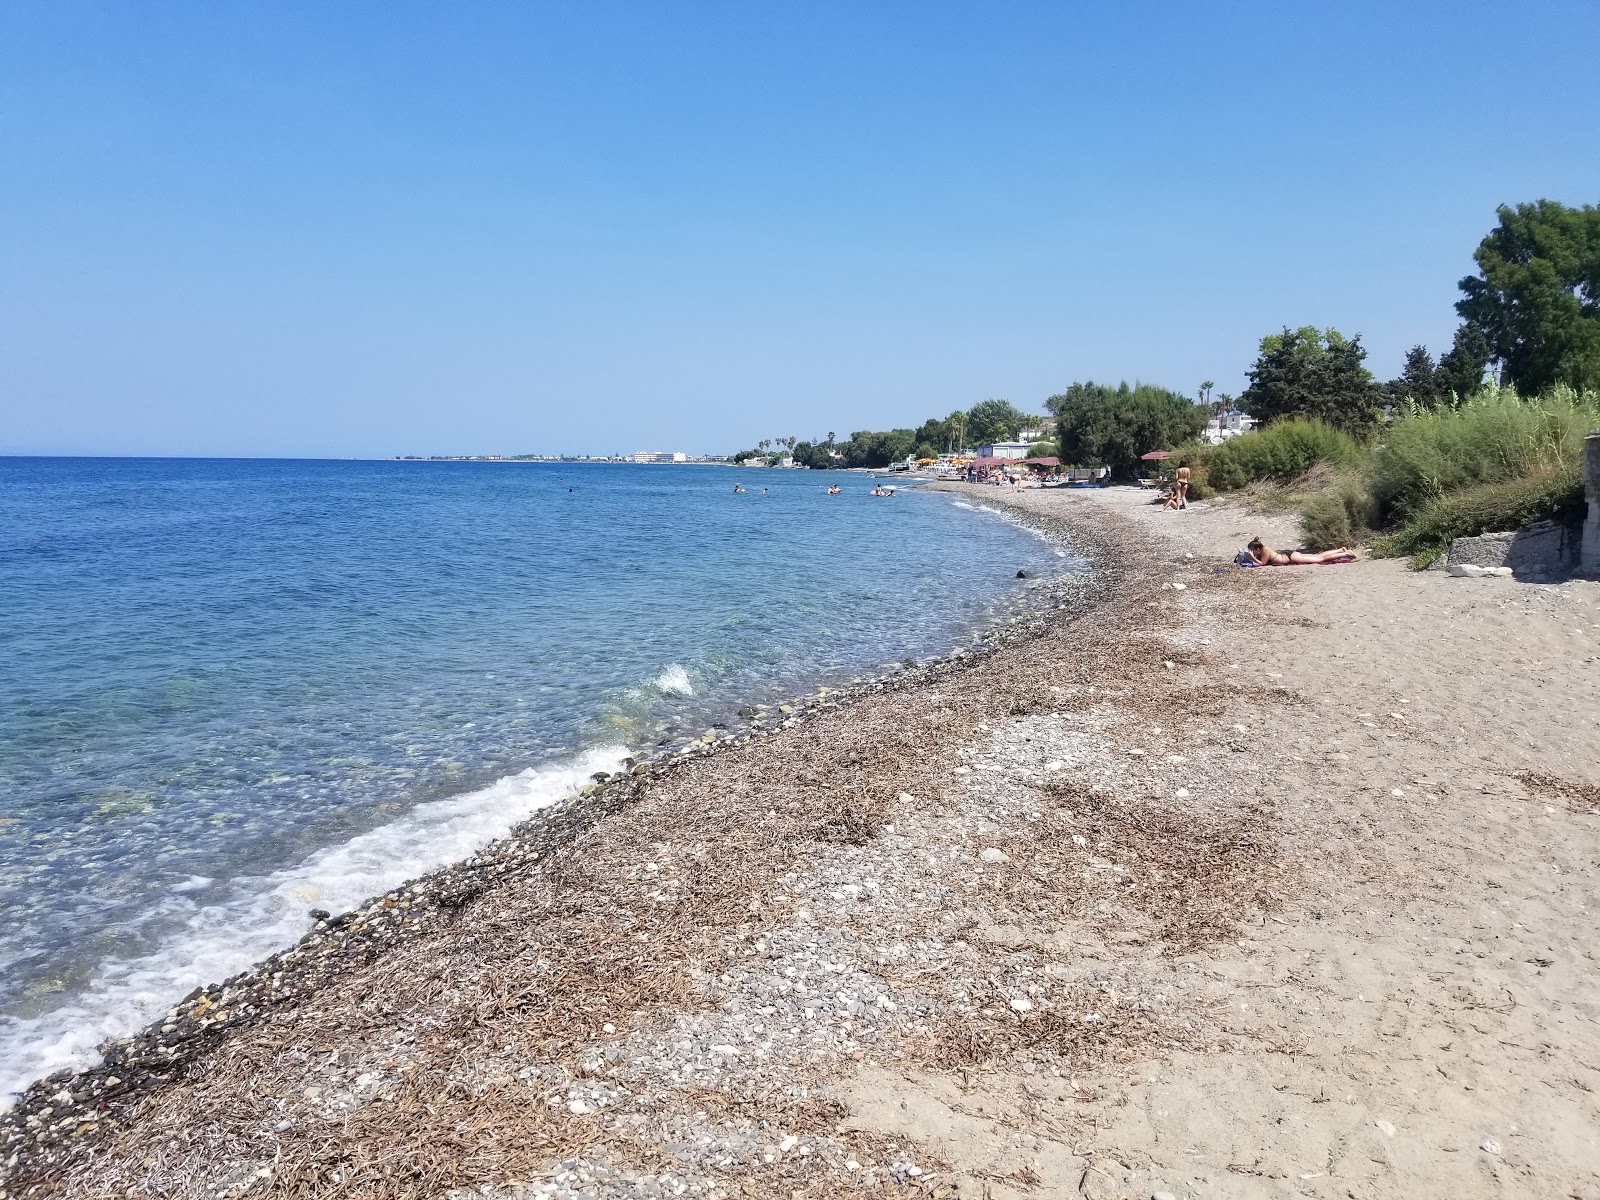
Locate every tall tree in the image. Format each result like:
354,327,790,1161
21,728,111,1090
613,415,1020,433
1437,324,1491,399
964,398,1026,445
1456,200,1600,392
1240,326,1380,433
1046,381,1206,480
1388,345,1442,405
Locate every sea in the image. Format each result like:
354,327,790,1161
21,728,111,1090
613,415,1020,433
0,457,1078,1100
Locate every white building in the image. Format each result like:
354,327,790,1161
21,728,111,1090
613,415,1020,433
1202,413,1257,445
631,451,689,463
976,441,1032,460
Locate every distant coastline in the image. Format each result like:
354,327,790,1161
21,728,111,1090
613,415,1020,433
392,453,741,464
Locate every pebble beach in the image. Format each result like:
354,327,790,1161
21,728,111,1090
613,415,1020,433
4,483,1598,1200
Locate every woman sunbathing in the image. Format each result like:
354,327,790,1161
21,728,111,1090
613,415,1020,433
1245,538,1355,566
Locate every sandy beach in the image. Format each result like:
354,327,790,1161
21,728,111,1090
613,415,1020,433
4,484,1598,1200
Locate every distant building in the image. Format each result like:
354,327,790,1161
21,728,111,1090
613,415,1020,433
1203,413,1257,445
976,441,1031,460
631,451,689,463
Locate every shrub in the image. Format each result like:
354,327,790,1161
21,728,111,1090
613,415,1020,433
1201,419,1358,491
1168,442,1214,499
1372,467,1585,566
1367,384,1600,525
1299,479,1377,550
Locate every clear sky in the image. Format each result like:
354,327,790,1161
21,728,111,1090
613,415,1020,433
3,1,1597,458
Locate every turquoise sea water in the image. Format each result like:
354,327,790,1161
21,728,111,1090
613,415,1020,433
0,457,1076,1097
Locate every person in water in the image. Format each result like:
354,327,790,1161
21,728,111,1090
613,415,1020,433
733,483,746,493
827,485,841,494
1245,537,1354,566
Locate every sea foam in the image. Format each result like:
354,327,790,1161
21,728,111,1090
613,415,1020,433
653,663,694,696
0,744,625,1105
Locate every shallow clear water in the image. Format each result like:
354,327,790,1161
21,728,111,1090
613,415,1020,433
0,457,1076,1096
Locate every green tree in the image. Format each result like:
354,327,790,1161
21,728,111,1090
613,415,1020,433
1388,345,1442,405
964,398,1026,445
1437,324,1491,399
1046,381,1206,480
840,429,916,469
914,416,952,451
791,440,834,469
1456,200,1600,393
1240,326,1380,433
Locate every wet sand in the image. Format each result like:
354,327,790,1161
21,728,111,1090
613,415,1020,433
4,484,1598,1200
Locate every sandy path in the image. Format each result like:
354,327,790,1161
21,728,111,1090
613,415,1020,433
4,484,1597,1200
835,485,1600,1200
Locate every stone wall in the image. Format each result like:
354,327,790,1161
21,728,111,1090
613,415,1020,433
1445,521,1575,581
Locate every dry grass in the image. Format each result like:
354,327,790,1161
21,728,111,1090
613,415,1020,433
1516,771,1600,813
931,979,1203,1072
999,783,1290,951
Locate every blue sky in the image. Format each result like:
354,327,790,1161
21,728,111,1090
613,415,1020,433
3,1,1597,458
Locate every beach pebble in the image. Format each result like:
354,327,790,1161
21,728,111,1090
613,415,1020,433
1166,754,1186,763
1391,789,1405,798
1128,748,1146,757
1170,582,1187,590
1375,1119,1397,1137
1162,660,1175,670
1152,1192,1178,1200
779,1135,798,1152
979,848,1010,864
1481,1138,1502,1155
1174,788,1190,798
1008,995,1033,1012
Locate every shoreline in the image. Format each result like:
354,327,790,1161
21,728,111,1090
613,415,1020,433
6,485,1597,1199
0,488,1113,1168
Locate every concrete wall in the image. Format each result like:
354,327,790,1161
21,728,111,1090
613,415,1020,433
1584,432,1600,575
1446,522,1574,580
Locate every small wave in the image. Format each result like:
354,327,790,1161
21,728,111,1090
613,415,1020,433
653,664,694,696
0,744,626,1105
951,500,978,510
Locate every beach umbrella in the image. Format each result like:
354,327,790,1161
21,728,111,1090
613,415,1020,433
1140,450,1173,461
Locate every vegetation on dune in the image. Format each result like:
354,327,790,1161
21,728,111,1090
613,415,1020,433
1197,419,1358,492
1366,384,1600,526
1370,468,1586,566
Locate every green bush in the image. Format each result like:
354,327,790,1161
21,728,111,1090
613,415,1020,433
1368,384,1600,525
1200,419,1359,491
1168,441,1214,499
1299,479,1377,550
1372,468,1585,566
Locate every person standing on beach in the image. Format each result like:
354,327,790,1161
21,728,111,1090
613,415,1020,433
1174,464,1191,509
